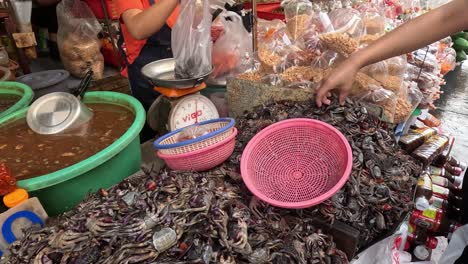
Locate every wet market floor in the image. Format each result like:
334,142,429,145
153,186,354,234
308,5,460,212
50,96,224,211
434,62,468,163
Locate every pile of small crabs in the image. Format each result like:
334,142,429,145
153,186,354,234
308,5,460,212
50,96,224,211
4,97,421,263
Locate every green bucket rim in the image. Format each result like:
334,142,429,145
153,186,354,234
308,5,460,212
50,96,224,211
0,91,145,191
0,81,34,119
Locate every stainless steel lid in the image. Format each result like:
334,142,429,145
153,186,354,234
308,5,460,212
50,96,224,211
27,92,89,135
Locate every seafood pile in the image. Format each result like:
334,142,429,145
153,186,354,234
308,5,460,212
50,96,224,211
4,97,421,263
232,98,422,246
6,169,347,264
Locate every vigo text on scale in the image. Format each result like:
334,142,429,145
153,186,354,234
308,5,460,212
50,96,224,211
141,58,219,134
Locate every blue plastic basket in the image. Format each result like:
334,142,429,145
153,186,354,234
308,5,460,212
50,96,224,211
154,118,235,155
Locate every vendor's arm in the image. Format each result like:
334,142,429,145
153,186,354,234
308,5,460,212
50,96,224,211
316,0,468,107
118,0,178,40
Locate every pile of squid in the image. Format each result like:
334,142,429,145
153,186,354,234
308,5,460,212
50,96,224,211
4,97,421,264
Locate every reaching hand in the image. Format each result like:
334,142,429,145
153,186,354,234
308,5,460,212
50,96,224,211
315,59,361,107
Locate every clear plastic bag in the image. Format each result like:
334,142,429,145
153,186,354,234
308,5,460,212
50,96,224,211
328,8,365,39
282,0,314,41
177,124,209,142
393,81,423,124
57,0,104,79
257,19,286,43
210,11,252,81
172,0,212,79
437,46,456,75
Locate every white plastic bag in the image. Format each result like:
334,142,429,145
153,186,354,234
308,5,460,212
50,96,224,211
439,224,468,263
172,0,213,79
211,11,252,80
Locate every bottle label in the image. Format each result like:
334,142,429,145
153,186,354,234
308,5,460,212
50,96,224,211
422,208,437,219
413,217,434,231
431,196,445,209
429,166,443,176
430,176,448,187
417,175,432,189
432,184,450,199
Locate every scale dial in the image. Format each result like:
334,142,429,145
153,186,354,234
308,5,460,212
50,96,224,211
169,94,219,131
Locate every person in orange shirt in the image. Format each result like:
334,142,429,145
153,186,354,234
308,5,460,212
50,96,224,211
116,0,179,141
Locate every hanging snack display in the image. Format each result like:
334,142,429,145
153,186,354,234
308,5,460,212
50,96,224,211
235,0,456,124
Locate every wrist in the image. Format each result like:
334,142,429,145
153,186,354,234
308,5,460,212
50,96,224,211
348,50,369,70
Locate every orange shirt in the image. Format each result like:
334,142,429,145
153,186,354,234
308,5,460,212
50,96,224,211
116,0,179,76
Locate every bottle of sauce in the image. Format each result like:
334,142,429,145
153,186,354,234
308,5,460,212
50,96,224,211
414,172,433,211
430,175,462,189
432,184,463,208
447,156,467,170
412,245,431,261
429,166,460,182
418,112,441,127
430,196,448,211
407,223,439,249
432,137,455,167
445,163,463,176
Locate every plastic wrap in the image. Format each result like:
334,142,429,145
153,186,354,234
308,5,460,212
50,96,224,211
393,81,423,124
177,124,209,142
328,8,365,39
282,0,315,41
408,49,440,73
210,11,252,81
438,47,456,75
172,0,212,79
257,19,286,43
57,0,104,80
412,135,449,166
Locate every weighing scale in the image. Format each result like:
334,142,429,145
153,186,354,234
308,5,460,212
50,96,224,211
141,58,220,134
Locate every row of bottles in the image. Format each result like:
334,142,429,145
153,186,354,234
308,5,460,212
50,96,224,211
409,150,465,262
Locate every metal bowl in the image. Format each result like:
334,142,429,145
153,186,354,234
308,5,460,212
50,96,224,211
141,58,212,89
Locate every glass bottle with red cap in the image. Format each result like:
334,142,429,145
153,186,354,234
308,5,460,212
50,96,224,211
414,171,433,211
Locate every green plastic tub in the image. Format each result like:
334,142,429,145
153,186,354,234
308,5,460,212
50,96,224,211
0,82,34,119
0,91,145,216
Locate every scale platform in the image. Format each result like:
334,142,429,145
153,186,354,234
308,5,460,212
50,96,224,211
154,83,207,98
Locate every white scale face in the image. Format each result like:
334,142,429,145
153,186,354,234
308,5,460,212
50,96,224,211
168,94,219,131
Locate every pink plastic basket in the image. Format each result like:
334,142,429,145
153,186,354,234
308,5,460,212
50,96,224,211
158,128,238,172
241,119,352,209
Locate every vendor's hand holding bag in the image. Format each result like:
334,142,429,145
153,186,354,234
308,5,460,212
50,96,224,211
172,0,213,79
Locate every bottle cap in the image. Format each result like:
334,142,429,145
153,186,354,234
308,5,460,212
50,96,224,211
427,237,438,249
413,245,430,260
454,176,463,188
415,197,430,211
3,188,29,208
459,162,467,170
452,167,463,176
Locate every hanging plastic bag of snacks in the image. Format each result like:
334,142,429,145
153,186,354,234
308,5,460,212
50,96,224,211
281,0,314,41
57,0,104,79
393,81,423,124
